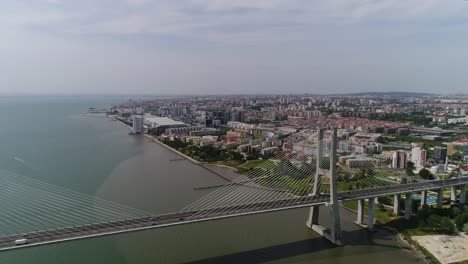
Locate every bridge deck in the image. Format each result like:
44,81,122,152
1,177,467,251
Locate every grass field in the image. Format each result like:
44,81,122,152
238,159,278,170
375,170,393,178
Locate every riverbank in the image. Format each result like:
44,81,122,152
341,205,429,262
143,134,201,164
143,134,242,183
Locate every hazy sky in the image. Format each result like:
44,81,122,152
1,0,468,95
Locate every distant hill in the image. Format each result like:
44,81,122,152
330,91,435,97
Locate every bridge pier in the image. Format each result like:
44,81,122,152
451,186,457,205
404,193,412,220
355,199,365,225
306,206,320,228
393,194,401,215
355,198,375,230
460,185,466,205
421,191,428,208
437,188,444,209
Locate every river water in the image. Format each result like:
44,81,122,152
0,96,424,263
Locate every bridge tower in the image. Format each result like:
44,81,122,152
306,129,323,228
307,128,342,245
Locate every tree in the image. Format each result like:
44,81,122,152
366,167,376,177
401,177,408,184
320,157,331,170
455,212,468,231
246,153,259,160
355,168,367,180
406,161,415,176
417,204,430,220
453,152,463,161
229,151,244,162
341,171,351,182
419,168,434,180
426,215,455,234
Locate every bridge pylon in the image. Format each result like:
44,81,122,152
306,129,323,228
307,128,342,246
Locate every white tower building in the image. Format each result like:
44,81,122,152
132,115,144,134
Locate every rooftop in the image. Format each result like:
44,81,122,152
144,115,186,126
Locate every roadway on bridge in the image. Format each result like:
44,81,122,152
1,177,467,251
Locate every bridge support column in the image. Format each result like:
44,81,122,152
367,198,375,230
404,193,412,220
421,191,428,208
437,188,444,209
460,185,466,205
355,199,365,225
451,186,457,205
393,194,401,215
328,129,342,245
306,206,320,228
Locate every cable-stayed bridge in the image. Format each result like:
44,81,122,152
0,129,466,250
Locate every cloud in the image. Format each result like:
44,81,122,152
2,1,467,39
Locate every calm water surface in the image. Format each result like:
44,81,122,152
0,96,423,263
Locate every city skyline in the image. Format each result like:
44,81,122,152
1,1,468,95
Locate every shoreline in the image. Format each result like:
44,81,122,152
341,205,432,263
143,134,201,165
142,134,237,182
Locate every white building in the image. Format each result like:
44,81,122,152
447,117,466,124
144,115,187,133
411,146,426,171
338,140,350,153
132,115,144,134
261,147,279,155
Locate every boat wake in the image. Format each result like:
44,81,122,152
13,157,25,163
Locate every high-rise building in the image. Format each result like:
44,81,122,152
433,147,447,163
447,143,455,156
214,111,231,125
132,115,144,134
392,151,407,169
238,111,245,123
338,140,350,153
231,112,239,122
411,146,426,170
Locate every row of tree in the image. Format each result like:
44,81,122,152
162,138,274,163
